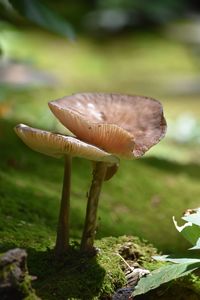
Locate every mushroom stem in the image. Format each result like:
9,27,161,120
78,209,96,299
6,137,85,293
80,161,107,253
55,155,72,258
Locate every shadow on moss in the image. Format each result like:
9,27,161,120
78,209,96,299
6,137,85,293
141,156,200,180
27,246,106,300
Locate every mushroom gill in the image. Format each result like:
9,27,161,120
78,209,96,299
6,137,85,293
49,93,166,158
14,124,119,164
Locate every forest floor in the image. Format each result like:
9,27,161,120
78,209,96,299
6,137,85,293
0,27,200,299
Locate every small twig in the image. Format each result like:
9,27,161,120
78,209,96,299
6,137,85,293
115,253,133,270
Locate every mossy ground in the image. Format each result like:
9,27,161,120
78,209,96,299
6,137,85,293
28,236,130,300
1,117,199,253
0,27,200,299
21,236,200,299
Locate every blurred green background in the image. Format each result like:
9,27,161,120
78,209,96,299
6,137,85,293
0,0,200,254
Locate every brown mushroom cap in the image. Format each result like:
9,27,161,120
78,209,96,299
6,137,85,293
14,124,119,164
49,93,167,158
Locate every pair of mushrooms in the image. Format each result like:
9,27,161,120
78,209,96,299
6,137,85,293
15,93,166,257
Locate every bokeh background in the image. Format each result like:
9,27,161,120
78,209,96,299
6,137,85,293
0,0,200,254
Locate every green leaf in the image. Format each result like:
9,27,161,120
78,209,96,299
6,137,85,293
173,216,200,247
9,0,75,40
153,255,200,264
183,210,200,227
133,262,200,297
190,237,200,250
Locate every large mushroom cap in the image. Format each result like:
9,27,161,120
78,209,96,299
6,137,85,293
14,124,119,164
49,93,166,158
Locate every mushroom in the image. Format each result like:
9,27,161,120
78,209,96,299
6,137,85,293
49,93,167,253
14,124,119,257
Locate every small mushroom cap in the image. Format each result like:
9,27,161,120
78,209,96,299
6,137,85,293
14,124,119,164
49,93,166,158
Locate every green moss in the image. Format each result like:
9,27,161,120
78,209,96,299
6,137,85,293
26,236,156,299
27,237,127,300
24,236,200,299
19,276,39,300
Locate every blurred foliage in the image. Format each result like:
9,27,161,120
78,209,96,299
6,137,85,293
0,0,200,35
44,0,200,30
0,0,75,39
98,0,187,24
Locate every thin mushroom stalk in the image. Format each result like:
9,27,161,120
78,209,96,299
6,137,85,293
14,124,117,258
55,155,72,258
80,161,108,253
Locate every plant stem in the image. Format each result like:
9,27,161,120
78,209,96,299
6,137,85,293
80,161,107,253
55,155,72,258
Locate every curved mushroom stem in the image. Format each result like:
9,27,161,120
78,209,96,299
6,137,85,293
55,155,72,258
80,161,107,254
